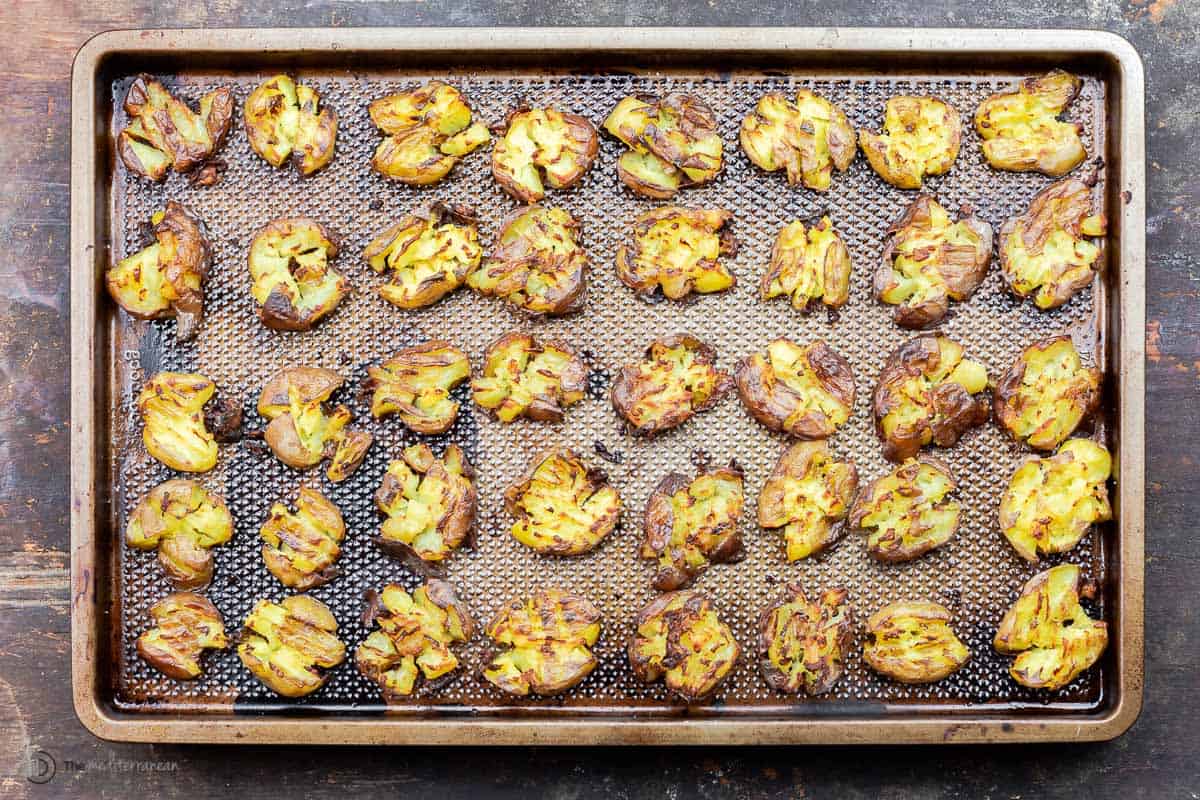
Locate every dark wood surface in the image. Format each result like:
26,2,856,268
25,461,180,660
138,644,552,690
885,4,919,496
1,2,1196,797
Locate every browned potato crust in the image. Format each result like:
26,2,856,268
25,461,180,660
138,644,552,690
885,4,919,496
757,583,853,695
503,449,621,556
483,590,601,696
138,372,219,473
603,93,723,199
974,70,1086,176
136,592,227,680
863,601,969,684
611,333,733,435
244,74,338,176
850,457,960,562
629,590,739,703
492,106,599,203
735,338,856,439
257,366,372,481
757,441,858,562
125,479,233,590
859,95,961,189
367,341,471,434
248,217,348,331
471,331,587,423
118,75,233,180
615,207,737,300
368,81,490,185
237,595,345,698
740,90,856,191
260,487,345,591
994,335,1101,450
375,443,476,563
363,202,481,309
760,217,853,312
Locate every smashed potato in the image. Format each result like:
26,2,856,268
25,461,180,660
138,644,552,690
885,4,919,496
864,601,970,684
248,217,347,331
364,202,481,309
740,89,856,191
136,592,227,680
859,95,961,189
244,74,337,175
850,458,960,562
126,479,233,590
238,595,345,698
376,444,476,563
994,336,1101,450
504,449,621,556
735,338,856,439
974,70,1086,176
118,75,233,180
629,591,739,703
257,367,372,481
760,217,852,312
611,334,733,435
492,106,599,203
758,441,858,562
757,584,853,695
603,93,723,199
260,488,345,591
615,206,737,300
138,372,218,473
472,332,586,423
483,590,601,696
368,341,471,435
368,81,490,185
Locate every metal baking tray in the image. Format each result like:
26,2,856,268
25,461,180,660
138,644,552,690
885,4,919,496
70,27,1145,744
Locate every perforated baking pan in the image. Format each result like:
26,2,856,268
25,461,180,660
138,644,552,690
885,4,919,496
70,27,1145,744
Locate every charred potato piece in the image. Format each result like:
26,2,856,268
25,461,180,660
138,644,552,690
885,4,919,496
640,462,745,591
257,367,372,481
364,202,481,309
615,206,737,300
974,70,1086,176
760,217,852,312
136,593,227,680
740,89,856,191
611,334,733,435
603,93,723,199
483,590,601,696
875,196,993,328
260,488,345,591
118,75,233,180
467,205,588,316
126,479,233,590
629,590,739,703
504,449,621,556
368,341,471,434
376,444,476,563
472,332,586,423
492,106,599,203
238,595,345,698
859,95,961,189
1000,439,1112,562
850,458,960,562
758,441,858,562
994,336,1101,450
735,338,856,439
368,80,490,185
873,334,990,462
248,218,347,331
864,601,970,684
138,372,218,473
244,74,337,176
757,584,853,695
356,580,474,700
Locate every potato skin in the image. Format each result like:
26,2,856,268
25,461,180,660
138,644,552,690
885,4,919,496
994,335,1101,451
471,331,587,423
503,448,621,556
611,333,733,435
136,592,227,680
603,93,723,199
850,457,960,563
248,217,347,331
483,590,601,696
757,441,858,562
137,372,218,473
244,74,338,176
375,443,476,563
237,595,346,698
125,478,233,590
735,338,856,439
260,487,345,591
615,206,737,300
492,105,599,203
367,340,471,435
740,90,856,191
863,601,969,684
859,95,961,189
118,75,233,180
628,590,740,703
257,366,372,480
974,70,1086,176
760,217,853,312
363,202,480,309
368,80,490,185
757,583,853,695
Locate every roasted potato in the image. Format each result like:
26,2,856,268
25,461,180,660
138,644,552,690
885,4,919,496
760,217,852,312
757,441,858,562
1000,438,1112,562
615,206,737,300
863,601,970,684
260,488,345,591
368,80,490,185
850,458,960,562
740,89,856,191
363,202,481,309
640,462,745,591
126,479,233,590
356,580,475,700
974,70,1086,176
467,205,588,316
257,367,373,481
504,449,621,556
603,93,723,199
244,74,337,175
237,595,346,698
629,590,739,703
483,590,601,696
994,335,1101,450
471,332,587,423
999,174,1106,310
376,444,476,563
367,341,471,434
757,584,853,695
735,338,856,439
492,106,599,203
138,372,219,473
875,196,993,328
611,334,733,435
248,217,347,331
859,95,961,189
136,592,227,680
118,75,233,181
873,333,990,462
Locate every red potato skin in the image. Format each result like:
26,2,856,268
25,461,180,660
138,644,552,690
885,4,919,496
734,340,856,439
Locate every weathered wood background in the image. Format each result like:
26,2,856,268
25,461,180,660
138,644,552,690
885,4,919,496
1,1,1196,797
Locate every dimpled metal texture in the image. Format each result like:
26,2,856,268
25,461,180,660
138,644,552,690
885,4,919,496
107,67,1109,716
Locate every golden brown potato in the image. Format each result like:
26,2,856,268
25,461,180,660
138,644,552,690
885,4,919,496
757,584,853,695
492,106,599,203
1000,438,1112,562
483,590,601,696
363,202,481,309
504,449,621,556
760,217,852,312
740,89,856,191
875,196,993,328
375,444,476,563
859,95,961,189
872,334,990,462
244,74,337,176
126,479,232,590
257,367,372,481
611,334,733,435
850,458,960,562
615,206,737,300
356,580,475,700
118,75,233,181
863,601,969,684
994,335,1101,451
136,592,227,680
138,372,219,473
248,217,348,331
629,590,739,703
757,441,858,562
368,80,490,185
260,488,345,591
735,338,856,439
237,595,346,698
974,70,1086,176
640,462,745,591
603,93,723,199
367,341,471,434
471,332,587,423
